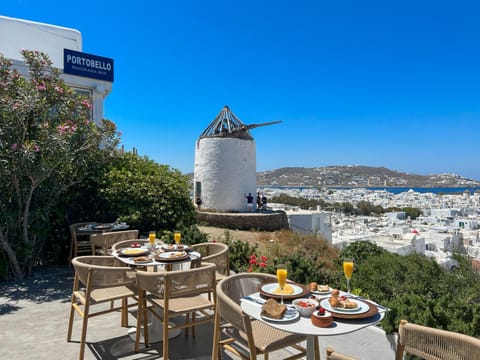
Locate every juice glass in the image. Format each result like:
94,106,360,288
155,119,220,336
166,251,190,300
148,231,156,249
174,232,181,249
343,258,354,293
276,263,287,304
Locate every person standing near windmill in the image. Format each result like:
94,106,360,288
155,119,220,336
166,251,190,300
245,193,254,212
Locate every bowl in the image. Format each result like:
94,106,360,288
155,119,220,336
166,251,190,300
292,298,319,317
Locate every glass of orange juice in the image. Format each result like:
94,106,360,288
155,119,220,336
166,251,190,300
276,263,287,304
174,232,181,249
149,231,156,249
343,258,354,294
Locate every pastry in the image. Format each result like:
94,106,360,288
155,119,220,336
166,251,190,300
134,256,149,262
328,296,340,307
311,308,333,327
309,282,318,291
317,284,330,292
261,298,287,319
339,297,358,309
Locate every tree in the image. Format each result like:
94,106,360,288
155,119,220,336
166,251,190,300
98,153,196,233
0,50,118,279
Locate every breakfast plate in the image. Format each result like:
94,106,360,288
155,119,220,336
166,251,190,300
93,224,112,230
132,257,153,264
119,248,150,257
261,308,300,322
319,298,370,314
311,286,332,295
259,282,309,300
155,251,189,262
161,244,190,252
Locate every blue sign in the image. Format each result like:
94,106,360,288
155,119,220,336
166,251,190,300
63,49,114,82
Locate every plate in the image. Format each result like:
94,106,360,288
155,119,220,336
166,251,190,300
311,287,332,295
259,282,309,300
93,224,112,230
261,308,300,322
155,251,189,262
119,248,150,257
320,298,370,314
161,244,190,251
132,257,153,264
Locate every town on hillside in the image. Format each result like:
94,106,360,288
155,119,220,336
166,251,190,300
259,186,480,271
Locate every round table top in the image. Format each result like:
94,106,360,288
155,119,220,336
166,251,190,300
240,293,385,336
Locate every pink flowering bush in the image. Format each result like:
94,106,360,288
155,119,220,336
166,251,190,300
0,50,119,279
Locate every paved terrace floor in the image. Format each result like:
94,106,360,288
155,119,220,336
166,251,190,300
0,266,396,360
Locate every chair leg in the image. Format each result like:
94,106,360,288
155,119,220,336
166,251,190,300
185,313,190,336
163,307,169,360
67,274,79,342
192,312,196,337
212,309,222,360
121,298,128,327
79,302,90,360
135,295,142,351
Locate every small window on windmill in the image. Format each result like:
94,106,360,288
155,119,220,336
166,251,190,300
195,182,202,197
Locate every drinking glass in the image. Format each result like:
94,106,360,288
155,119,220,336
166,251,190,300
149,231,156,249
276,263,287,304
343,258,354,294
174,232,181,249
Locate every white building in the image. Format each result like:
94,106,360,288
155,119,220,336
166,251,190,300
286,210,333,243
0,15,113,125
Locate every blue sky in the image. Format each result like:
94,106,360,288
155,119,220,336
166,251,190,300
2,1,480,179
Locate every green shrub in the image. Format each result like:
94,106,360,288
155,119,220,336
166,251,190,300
99,152,196,233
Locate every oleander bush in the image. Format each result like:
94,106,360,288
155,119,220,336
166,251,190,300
0,50,119,279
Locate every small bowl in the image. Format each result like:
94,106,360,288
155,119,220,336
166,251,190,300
292,298,319,317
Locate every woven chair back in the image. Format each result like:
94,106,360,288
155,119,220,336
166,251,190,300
72,256,135,289
136,262,216,299
217,272,277,332
192,242,229,275
396,319,480,360
91,229,139,254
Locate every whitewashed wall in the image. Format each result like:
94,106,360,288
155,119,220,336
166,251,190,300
194,137,256,212
0,15,81,67
0,15,111,125
287,212,333,243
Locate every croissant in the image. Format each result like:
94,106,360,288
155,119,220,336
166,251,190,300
328,296,340,307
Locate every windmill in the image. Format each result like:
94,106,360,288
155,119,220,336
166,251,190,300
194,106,281,212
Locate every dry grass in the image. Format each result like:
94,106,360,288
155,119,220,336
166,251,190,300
199,226,340,269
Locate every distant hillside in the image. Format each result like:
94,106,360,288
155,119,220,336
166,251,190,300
256,166,480,188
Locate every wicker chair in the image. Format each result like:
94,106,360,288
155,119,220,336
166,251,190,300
212,272,311,360
68,222,96,262
90,229,139,255
67,256,137,360
396,319,480,360
134,261,217,360
326,347,359,360
191,242,229,282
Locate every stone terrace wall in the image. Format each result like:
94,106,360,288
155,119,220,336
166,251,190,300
196,211,289,231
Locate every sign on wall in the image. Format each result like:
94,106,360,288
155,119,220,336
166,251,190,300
63,49,114,82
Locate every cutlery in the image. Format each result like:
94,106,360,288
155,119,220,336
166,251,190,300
241,296,266,305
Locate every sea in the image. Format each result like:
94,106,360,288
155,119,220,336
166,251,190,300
259,186,480,195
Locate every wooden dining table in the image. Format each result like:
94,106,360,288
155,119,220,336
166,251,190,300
240,289,387,360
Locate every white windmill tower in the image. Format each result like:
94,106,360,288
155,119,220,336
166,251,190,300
193,106,280,212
